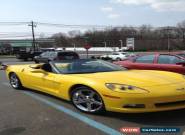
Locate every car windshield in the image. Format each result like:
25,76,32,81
53,59,126,74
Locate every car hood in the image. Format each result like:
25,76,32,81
73,70,184,87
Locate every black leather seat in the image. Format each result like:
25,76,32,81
42,64,52,72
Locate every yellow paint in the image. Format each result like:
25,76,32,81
6,64,185,113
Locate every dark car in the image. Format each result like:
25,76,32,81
16,51,43,61
114,53,185,74
34,51,79,63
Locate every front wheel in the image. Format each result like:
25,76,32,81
71,86,105,114
9,73,22,89
116,57,121,61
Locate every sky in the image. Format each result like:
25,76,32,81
0,0,185,39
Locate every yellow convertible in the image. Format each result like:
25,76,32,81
5,59,185,114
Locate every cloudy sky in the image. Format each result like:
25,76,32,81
0,0,185,38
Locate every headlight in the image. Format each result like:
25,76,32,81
105,83,149,93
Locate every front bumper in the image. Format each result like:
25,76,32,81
104,95,185,113
102,84,185,113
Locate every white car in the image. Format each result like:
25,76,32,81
100,52,131,61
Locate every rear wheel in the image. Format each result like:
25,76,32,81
34,60,39,63
9,73,22,89
71,86,104,114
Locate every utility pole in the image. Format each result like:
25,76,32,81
28,21,36,51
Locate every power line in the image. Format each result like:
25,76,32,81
37,22,109,28
0,21,178,30
0,22,29,26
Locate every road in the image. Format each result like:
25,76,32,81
0,58,185,135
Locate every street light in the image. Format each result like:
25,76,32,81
119,40,123,49
103,41,107,48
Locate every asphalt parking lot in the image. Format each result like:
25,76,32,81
0,58,185,135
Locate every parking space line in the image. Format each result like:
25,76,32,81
23,92,122,135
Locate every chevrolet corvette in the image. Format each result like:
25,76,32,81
5,59,185,113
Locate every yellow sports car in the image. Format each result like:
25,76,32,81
5,59,185,114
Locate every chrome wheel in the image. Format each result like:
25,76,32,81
9,73,21,89
72,87,104,113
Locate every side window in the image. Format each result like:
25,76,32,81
46,52,51,57
40,52,49,57
135,55,155,63
58,52,79,60
50,52,56,58
158,55,183,64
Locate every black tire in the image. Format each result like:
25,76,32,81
9,73,22,89
34,60,39,63
23,58,28,61
116,57,121,61
71,86,105,114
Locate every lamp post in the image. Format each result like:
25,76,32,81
73,43,76,51
119,40,123,49
103,41,107,48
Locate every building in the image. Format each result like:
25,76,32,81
0,39,55,54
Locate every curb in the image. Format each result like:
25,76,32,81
0,56,16,59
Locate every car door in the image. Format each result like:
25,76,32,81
38,52,50,63
120,53,128,59
156,54,185,74
110,53,120,60
26,64,60,94
24,65,49,91
126,54,157,70
41,72,60,94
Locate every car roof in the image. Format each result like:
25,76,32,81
134,53,185,59
42,50,78,53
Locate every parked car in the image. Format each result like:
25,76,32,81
176,53,185,58
34,51,79,63
16,51,43,61
100,52,133,61
114,53,185,74
5,59,185,113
